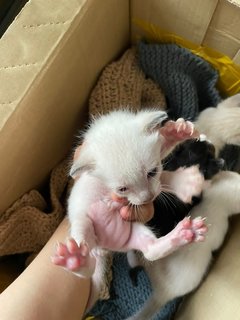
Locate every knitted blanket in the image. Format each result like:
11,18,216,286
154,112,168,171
0,159,69,256
89,47,166,116
89,254,182,320
138,41,221,120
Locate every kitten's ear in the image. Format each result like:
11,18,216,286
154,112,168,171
137,110,168,133
70,143,95,179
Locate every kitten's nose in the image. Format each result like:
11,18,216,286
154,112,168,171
139,191,154,203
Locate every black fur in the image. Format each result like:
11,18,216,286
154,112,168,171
163,139,225,179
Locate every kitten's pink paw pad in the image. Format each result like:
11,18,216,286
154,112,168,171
172,216,207,246
171,218,194,246
52,239,89,271
179,229,194,242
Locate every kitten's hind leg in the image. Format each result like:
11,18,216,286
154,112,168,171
144,216,207,261
127,251,144,286
123,217,207,261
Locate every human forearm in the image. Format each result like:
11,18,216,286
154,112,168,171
0,218,90,320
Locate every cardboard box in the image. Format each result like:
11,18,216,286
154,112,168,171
0,0,240,319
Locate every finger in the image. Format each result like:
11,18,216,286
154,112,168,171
120,205,132,220
120,202,154,223
140,202,154,223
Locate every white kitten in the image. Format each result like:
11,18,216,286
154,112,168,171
196,94,240,155
52,109,206,310
126,170,240,320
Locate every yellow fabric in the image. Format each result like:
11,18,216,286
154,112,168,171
133,18,240,96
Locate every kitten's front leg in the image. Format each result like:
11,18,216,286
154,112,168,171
52,215,97,278
160,118,199,158
52,176,98,278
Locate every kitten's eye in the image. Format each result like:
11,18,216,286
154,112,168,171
118,186,128,193
147,167,158,178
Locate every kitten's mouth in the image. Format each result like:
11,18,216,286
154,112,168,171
111,193,128,204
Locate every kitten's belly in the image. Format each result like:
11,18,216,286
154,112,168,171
89,204,132,250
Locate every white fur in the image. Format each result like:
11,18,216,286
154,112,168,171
196,94,240,155
68,110,167,244
126,171,240,320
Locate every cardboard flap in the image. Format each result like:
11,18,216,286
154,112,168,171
0,0,129,213
131,0,240,60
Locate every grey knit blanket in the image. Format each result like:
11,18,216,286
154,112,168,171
138,41,221,120
90,254,182,319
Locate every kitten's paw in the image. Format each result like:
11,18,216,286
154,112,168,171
171,217,195,246
160,118,199,143
171,216,207,246
173,166,204,203
51,238,96,278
